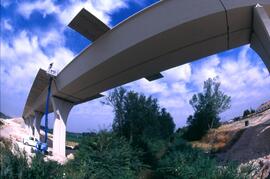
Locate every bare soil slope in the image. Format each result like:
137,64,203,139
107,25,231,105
218,116,270,163
192,109,270,154
0,117,76,163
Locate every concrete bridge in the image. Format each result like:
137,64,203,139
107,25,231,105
22,0,270,158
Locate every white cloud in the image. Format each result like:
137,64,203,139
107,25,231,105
1,0,144,131
2,19,13,31
40,30,65,47
162,63,192,82
124,78,169,96
113,45,270,129
17,0,130,26
191,55,221,88
18,0,59,19
159,96,185,109
93,0,128,11
57,0,129,26
171,82,189,94
1,30,74,94
190,45,270,120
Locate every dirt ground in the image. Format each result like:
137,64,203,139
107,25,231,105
217,111,270,163
0,117,74,163
192,109,270,154
0,118,53,157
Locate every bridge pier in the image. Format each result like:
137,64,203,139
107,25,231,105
25,117,34,137
30,117,35,137
51,96,73,158
34,111,43,140
24,118,30,135
251,4,270,73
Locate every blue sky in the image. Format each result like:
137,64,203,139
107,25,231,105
1,0,270,132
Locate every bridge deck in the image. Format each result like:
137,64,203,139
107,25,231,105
23,0,270,118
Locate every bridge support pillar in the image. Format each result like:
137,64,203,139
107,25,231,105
34,111,43,140
25,117,34,137
30,117,35,137
51,97,73,158
24,118,30,135
251,4,270,73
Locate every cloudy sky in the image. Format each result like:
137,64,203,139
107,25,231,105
1,0,270,132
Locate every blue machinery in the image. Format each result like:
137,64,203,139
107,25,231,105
44,77,52,144
35,76,52,154
35,63,57,154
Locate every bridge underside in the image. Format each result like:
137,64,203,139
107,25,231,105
22,0,270,158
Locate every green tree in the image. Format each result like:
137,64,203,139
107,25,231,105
250,108,256,114
184,78,231,141
103,87,127,136
243,109,250,117
104,87,175,167
104,87,175,144
243,108,255,117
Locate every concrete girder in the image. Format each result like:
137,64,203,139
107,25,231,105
22,69,50,118
34,111,43,140
68,8,110,42
23,0,270,118
51,96,73,158
251,5,270,73
19,0,270,159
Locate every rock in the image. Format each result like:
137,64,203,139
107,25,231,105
241,155,270,179
67,153,74,160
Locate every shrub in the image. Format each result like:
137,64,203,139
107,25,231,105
157,136,241,179
65,131,144,179
0,139,29,178
0,137,62,179
29,154,63,179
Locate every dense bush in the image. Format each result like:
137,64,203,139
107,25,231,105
157,136,241,179
0,140,29,178
0,138,62,179
65,131,144,179
29,154,63,179
1,132,251,179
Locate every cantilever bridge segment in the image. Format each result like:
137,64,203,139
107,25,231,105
22,0,270,158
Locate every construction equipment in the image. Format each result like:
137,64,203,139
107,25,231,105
34,63,57,154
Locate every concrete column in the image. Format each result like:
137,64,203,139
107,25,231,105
24,118,30,134
30,117,35,137
26,117,35,137
51,96,73,158
34,111,43,140
250,4,270,73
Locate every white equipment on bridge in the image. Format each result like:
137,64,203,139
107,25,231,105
46,62,58,77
